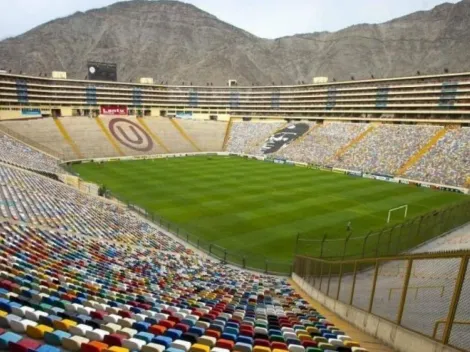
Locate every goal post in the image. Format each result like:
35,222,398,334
387,205,408,223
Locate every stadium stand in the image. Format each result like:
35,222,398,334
225,121,284,155
333,124,442,175
404,127,470,187
275,123,369,165
0,132,62,174
0,162,375,352
140,117,199,153
176,120,226,152
0,71,470,187
0,118,75,160
0,69,468,351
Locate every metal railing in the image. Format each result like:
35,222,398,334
293,251,470,351
113,191,293,276
295,199,470,260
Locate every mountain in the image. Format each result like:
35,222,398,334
1,0,470,85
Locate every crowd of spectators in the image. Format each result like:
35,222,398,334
334,124,441,175
276,122,369,165
226,121,284,154
226,121,469,187
0,132,63,174
404,127,470,187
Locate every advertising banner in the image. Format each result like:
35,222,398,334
21,108,41,117
100,105,128,115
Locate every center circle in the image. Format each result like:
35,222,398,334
108,118,154,152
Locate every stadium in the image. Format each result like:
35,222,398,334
0,1,470,352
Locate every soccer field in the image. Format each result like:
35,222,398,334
72,156,466,267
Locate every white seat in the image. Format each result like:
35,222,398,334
85,328,109,341
170,340,191,352
123,338,146,351
142,343,166,352
103,314,121,323
197,335,216,347
62,335,89,352
70,324,94,337
288,345,305,352
117,327,138,338
9,318,37,333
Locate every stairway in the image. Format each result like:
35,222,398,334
169,118,201,152
53,118,83,159
94,117,125,156
222,118,233,151
396,127,449,176
137,117,170,153
332,124,377,160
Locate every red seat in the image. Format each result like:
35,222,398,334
159,320,175,329
205,330,221,339
254,339,271,348
148,325,166,335
271,342,288,350
175,323,189,333
81,341,109,352
301,341,317,348
103,333,125,347
9,338,42,352
216,339,234,350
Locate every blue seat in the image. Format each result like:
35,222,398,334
133,321,151,332
188,327,204,337
36,344,61,352
152,336,172,348
44,330,72,346
0,299,12,313
145,317,158,325
134,332,154,343
224,327,238,336
0,332,22,349
180,319,195,327
165,328,182,340
39,314,61,327
237,336,253,345
165,348,185,352
221,332,237,342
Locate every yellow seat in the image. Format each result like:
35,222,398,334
297,334,312,341
54,319,77,331
105,347,130,352
344,341,361,348
0,310,8,318
190,344,210,352
26,324,54,339
253,347,271,352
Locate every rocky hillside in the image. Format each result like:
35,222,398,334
1,0,469,84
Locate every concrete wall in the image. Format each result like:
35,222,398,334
292,273,460,352
0,110,22,120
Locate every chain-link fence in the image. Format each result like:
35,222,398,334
294,252,470,351
296,199,470,260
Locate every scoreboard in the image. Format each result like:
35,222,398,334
87,61,117,82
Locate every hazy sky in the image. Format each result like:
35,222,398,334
0,0,460,40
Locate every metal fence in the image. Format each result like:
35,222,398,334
296,199,470,260
62,160,470,275
294,251,470,351
116,192,293,275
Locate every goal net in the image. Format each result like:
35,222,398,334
387,205,408,223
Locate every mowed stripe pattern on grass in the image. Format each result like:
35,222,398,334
73,156,465,261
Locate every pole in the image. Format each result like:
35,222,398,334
320,233,327,258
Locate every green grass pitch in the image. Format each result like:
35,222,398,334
72,156,466,266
